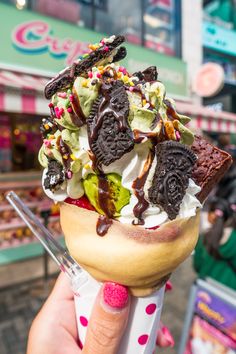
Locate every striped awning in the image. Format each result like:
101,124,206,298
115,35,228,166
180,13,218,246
176,101,236,133
0,70,49,115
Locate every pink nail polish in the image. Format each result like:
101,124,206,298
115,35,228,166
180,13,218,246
162,326,175,347
165,281,173,292
103,282,129,309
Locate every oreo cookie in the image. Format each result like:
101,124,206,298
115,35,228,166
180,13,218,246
148,141,197,220
44,159,65,191
45,35,126,99
87,81,134,166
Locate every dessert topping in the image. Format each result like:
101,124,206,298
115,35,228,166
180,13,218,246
87,81,134,167
148,141,197,219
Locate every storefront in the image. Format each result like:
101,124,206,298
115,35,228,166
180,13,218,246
3,0,182,58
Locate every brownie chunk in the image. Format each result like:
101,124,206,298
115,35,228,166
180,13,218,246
191,135,233,203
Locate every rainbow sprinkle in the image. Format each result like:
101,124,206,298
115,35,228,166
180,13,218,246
69,94,74,102
57,92,67,98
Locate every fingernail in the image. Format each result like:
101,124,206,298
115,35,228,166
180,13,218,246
162,326,175,347
165,281,173,292
102,282,129,310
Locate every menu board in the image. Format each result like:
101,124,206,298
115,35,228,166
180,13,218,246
179,279,236,354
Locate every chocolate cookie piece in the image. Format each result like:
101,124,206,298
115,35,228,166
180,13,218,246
45,35,125,99
191,135,232,203
142,66,158,82
112,46,127,62
87,81,134,167
40,117,57,138
148,141,197,220
44,160,65,191
133,66,158,82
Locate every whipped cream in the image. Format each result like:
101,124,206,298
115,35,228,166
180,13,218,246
119,179,201,228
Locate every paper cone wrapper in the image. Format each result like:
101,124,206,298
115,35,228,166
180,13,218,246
60,203,200,296
74,272,165,354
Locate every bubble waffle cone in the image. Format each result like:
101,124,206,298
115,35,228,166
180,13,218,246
60,202,200,297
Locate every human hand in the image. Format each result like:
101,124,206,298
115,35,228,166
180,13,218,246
27,273,174,354
27,272,130,354
156,323,175,348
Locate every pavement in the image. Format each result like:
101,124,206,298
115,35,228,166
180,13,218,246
0,255,196,354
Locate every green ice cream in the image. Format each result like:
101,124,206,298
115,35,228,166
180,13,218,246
73,76,100,118
52,93,79,130
127,82,194,144
51,76,100,130
38,128,84,174
83,173,130,217
128,90,157,131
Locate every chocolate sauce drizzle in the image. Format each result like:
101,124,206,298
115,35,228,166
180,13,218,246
69,109,84,128
150,112,162,130
164,99,179,121
96,215,113,236
58,137,72,171
71,89,86,125
96,174,116,236
132,152,154,225
98,174,115,218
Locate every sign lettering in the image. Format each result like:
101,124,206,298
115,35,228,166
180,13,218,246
12,20,88,66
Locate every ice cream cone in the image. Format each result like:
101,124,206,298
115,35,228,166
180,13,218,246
60,202,200,297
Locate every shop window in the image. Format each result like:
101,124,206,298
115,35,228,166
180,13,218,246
95,0,142,46
0,114,42,173
144,0,180,56
31,0,93,27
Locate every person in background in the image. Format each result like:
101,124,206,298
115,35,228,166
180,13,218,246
215,144,236,202
193,196,236,290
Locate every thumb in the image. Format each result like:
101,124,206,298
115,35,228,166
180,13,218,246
82,282,130,354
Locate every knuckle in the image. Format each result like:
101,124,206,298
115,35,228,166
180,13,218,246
89,318,119,347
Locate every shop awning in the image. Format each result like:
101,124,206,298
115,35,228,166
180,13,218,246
176,101,236,133
0,70,49,115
